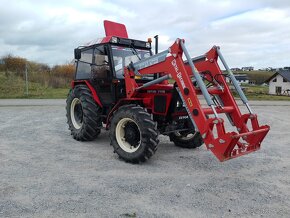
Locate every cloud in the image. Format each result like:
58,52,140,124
0,0,290,68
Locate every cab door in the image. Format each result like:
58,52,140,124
91,45,114,105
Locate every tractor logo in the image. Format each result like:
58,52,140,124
171,59,186,89
187,98,193,107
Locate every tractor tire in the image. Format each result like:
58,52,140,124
109,105,159,163
66,85,102,141
169,131,203,149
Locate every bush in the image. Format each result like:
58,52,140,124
0,54,75,88
50,64,75,88
29,63,75,88
2,55,27,77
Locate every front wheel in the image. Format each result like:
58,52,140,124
66,85,102,141
109,105,159,163
169,131,203,149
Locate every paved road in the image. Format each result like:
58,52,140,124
0,99,290,217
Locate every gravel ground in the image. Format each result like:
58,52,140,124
0,99,290,217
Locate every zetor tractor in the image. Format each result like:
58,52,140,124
66,20,270,163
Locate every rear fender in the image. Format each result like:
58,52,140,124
71,80,103,108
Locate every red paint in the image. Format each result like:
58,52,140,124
124,39,270,161
71,80,103,107
104,20,128,38
74,21,270,162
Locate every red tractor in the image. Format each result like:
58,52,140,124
66,20,270,163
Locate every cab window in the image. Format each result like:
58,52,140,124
75,49,93,79
92,45,110,79
111,45,151,79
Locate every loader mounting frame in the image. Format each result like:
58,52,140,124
124,38,270,161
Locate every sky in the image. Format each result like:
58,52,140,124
0,0,290,69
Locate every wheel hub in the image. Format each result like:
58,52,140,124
71,98,83,129
124,122,140,147
74,104,83,123
115,118,141,153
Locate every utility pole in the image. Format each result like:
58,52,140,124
25,63,28,96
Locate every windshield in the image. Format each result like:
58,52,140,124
111,45,151,79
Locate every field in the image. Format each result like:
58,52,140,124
0,99,290,217
0,72,68,99
0,55,73,98
1,70,290,101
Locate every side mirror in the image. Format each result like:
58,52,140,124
74,48,81,60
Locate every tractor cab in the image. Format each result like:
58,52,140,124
73,21,152,105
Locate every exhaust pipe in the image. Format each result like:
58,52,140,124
154,35,159,54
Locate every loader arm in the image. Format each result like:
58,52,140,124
124,38,270,161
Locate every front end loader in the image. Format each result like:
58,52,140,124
66,20,270,163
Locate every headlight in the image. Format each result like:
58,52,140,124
111,37,118,43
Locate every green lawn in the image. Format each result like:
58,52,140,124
241,84,290,100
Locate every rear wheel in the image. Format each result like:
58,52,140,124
66,85,102,141
110,105,159,163
169,131,203,149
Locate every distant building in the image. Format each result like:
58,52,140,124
275,68,283,71
249,79,257,85
230,68,241,71
226,74,249,84
265,70,290,95
266,67,274,71
241,66,254,71
259,67,274,71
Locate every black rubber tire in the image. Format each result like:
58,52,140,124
66,85,102,141
169,131,203,149
109,104,159,163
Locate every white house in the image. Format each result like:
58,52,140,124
266,70,290,95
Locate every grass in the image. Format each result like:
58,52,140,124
246,94,290,101
240,84,290,100
0,71,69,99
0,71,289,100
169,78,289,101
